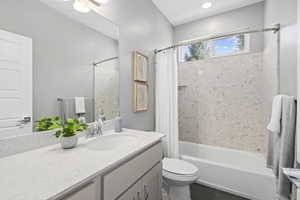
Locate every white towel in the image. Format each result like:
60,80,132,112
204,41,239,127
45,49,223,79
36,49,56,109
266,96,297,200
267,95,283,134
75,97,85,114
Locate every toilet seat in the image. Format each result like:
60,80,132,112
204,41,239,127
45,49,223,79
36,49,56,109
163,158,198,176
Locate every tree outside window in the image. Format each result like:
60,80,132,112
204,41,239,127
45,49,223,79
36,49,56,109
180,34,248,62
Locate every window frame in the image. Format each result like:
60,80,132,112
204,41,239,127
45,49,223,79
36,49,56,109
178,33,250,63
209,33,250,58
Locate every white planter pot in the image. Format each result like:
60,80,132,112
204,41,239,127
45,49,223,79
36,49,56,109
35,129,59,135
60,135,78,149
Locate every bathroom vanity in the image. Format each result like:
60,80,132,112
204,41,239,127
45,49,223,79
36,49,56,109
0,129,164,200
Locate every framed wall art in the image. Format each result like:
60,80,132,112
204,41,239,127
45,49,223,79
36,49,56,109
133,51,148,82
133,82,148,112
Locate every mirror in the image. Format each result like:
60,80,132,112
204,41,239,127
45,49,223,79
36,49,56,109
0,0,120,137
39,0,120,125
94,57,120,121
40,0,120,125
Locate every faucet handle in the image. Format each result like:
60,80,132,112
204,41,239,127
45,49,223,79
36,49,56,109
86,122,98,138
97,109,106,122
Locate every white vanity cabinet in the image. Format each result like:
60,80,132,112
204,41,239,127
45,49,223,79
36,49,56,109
0,130,164,200
117,180,142,200
58,142,163,200
103,142,163,200
116,163,162,200
58,178,100,200
141,163,162,200
63,181,98,200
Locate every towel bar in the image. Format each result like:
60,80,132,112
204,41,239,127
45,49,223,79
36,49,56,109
57,97,94,101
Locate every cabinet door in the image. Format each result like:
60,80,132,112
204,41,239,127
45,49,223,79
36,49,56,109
63,181,98,200
103,143,162,200
142,162,162,200
117,180,142,200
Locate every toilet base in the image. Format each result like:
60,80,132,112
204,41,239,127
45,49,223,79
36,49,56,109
168,185,191,200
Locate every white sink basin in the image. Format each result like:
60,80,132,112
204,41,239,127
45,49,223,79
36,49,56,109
87,134,138,151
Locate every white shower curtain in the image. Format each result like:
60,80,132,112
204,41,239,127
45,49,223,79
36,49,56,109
155,49,179,158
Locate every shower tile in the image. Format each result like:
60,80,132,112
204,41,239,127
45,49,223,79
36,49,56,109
178,52,276,153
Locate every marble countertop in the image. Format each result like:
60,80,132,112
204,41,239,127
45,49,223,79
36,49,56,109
0,129,164,200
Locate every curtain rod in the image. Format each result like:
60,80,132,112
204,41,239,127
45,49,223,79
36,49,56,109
93,56,119,67
154,24,280,54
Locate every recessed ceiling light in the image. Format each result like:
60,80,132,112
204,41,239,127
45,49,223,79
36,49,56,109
73,0,91,13
202,1,212,9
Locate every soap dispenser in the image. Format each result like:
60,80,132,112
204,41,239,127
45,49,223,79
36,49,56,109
114,116,122,132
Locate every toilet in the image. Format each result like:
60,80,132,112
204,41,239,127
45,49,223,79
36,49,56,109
162,158,199,200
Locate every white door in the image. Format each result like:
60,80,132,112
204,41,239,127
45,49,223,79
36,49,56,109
0,29,32,138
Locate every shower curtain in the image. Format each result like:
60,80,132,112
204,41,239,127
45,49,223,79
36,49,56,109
155,49,179,158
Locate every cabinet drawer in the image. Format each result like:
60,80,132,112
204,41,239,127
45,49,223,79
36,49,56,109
103,142,162,200
62,181,98,200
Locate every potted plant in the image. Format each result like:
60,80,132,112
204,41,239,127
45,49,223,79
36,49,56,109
55,119,88,149
35,117,61,133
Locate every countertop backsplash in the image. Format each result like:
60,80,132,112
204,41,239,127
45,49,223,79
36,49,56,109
0,119,115,158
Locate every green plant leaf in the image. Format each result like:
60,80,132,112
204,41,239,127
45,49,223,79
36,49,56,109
55,118,88,138
35,117,62,132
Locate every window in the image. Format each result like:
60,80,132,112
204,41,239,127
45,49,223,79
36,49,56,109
179,34,249,63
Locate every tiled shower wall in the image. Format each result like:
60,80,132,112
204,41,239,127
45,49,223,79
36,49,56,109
95,60,120,120
178,52,273,153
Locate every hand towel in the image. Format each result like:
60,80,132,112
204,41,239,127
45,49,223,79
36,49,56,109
267,95,283,134
58,98,94,123
75,97,85,114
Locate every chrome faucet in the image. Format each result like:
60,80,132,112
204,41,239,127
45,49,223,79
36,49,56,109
86,112,105,138
96,117,104,136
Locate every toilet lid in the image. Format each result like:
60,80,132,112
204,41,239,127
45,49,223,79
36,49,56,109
162,158,198,175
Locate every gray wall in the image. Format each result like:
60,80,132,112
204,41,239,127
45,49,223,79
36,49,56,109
0,0,118,121
103,0,174,131
174,2,265,53
0,0,174,131
264,0,298,96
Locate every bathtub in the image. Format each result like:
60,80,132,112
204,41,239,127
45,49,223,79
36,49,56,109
180,141,276,200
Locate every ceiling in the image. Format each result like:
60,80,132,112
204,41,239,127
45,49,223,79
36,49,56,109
152,0,264,26
38,0,119,40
